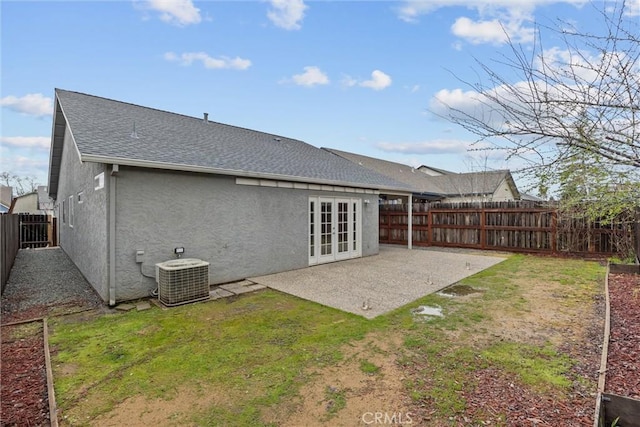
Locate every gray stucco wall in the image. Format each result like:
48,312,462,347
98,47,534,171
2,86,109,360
362,199,379,257
56,125,108,300
113,167,379,301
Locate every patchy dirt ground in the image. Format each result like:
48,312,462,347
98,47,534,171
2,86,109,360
2,271,638,426
397,270,605,426
274,334,411,427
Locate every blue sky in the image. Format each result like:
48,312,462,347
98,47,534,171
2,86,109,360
1,0,637,193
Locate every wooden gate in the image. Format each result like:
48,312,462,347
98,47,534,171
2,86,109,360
19,214,56,249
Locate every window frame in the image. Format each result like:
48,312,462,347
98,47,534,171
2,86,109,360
68,195,74,228
95,172,105,190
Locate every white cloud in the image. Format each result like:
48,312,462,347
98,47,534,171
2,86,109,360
0,93,52,117
342,71,392,90
430,87,488,117
538,46,602,82
451,16,534,45
0,153,49,186
288,66,329,87
429,85,521,130
428,45,640,159
164,51,252,70
376,139,473,155
0,137,50,150
625,2,640,16
267,0,307,30
608,1,640,17
7,155,48,170
397,0,590,45
341,75,358,88
143,0,201,26
360,70,392,91
397,0,588,22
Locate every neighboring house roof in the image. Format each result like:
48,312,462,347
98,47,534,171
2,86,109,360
417,165,454,176
427,171,520,198
324,148,520,199
323,148,444,196
49,89,412,198
520,193,545,202
0,203,9,213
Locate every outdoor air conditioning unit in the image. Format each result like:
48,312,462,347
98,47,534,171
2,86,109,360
155,258,210,306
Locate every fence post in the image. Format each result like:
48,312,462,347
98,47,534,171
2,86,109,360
47,214,53,246
551,209,558,254
408,196,413,250
427,203,432,246
480,205,486,250
635,209,640,263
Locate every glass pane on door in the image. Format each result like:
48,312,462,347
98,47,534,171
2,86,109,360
320,201,332,256
309,201,315,258
352,202,358,251
337,201,349,253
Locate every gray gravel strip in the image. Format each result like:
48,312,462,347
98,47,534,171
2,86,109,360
1,248,103,320
251,245,507,319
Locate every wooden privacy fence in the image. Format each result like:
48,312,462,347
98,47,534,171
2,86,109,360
19,214,56,249
1,214,20,294
380,201,637,257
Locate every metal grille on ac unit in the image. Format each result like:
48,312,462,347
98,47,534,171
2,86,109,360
155,259,210,306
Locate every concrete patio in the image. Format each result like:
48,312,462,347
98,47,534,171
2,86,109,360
251,245,507,319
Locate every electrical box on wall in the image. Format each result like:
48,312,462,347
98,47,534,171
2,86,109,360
136,250,145,263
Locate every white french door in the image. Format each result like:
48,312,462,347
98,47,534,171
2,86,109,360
309,197,361,265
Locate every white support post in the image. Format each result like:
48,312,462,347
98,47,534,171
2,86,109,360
408,194,413,250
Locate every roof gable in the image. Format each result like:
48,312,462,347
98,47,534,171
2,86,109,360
49,89,412,195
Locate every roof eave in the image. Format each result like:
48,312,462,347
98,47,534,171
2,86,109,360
505,172,521,199
48,90,71,200
80,154,413,194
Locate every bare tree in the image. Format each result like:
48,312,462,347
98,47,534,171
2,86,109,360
434,1,639,173
0,171,40,196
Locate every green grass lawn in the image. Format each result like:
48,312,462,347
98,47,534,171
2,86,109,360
49,254,604,426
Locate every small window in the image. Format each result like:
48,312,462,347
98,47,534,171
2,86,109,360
78,191,84,204
95,172,104,190
69,195,74,227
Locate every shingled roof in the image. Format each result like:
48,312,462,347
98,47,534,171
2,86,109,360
428,171,519,198
323,148,444,195
324,148,519,199
48,89,413,198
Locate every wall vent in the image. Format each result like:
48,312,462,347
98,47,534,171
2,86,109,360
155,258,210,306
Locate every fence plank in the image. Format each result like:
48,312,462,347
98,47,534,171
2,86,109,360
1,214,21,294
